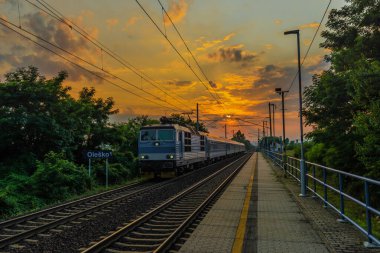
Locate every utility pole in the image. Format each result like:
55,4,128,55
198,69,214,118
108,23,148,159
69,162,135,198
271,104,276,137
275,88,288,174
225,124,227,139
196,103,199,131
258,128,260,149
268,103,272,137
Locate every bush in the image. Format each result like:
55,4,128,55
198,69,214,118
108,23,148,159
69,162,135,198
0,173,43,218
306,143,326,164
31,152,92,201
94,162,131,185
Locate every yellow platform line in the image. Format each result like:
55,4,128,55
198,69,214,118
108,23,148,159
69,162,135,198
232,152,257,252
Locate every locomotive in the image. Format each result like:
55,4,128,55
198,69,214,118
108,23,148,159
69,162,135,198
138,124,245,178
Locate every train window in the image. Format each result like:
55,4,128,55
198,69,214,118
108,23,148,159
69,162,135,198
200,136,205,151
140,129,156,141
157,129,174,140
184,132,191,152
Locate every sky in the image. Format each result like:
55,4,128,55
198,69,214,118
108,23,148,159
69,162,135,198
0,0,346,142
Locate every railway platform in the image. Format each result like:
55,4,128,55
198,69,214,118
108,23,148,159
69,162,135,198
178,152,380,253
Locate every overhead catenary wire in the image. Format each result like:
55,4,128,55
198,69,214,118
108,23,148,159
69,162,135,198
0,20,184,113
0,17,187,112
135,0,224,109
156,0,223,103
285,0,332,95
25,0,194,111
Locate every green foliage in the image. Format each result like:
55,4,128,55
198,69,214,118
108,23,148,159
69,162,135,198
111,116,159,156
31,152,92,201
303,0,380,175
305,143,326,164
354,101,380,179
232,130,253,150
160,114,209,133
93,162,131,185
0,66,118,177
0,173,42,217
0,67,163,218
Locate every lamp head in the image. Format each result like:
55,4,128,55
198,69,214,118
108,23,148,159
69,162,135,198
284,29,299,35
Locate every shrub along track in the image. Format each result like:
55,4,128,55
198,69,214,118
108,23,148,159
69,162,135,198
1,154,246,253
81,153,252,253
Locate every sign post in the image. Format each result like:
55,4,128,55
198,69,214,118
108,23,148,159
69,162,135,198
106,158,109,188
88,158,91,176
85,150,112,188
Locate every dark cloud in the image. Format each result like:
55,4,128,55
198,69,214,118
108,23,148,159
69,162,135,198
253,65,296,89
208,47,256,63
168,80,193,86
264,64,276,72
24,12,90,53
0,11,102,82
209,81,217,88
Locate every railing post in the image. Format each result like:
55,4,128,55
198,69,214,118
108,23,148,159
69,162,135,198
364,181,372,243
312,165,316,196
338,173,345,221
323,168,327,208
282,153,287,176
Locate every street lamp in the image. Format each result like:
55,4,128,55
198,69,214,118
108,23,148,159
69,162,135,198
284,29,306,196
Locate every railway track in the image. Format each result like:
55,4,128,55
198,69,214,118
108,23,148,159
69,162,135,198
0,180,162,249
0,155,245,251
81,153,252,253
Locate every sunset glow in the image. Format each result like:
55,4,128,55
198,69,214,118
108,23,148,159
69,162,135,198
0,0,345,141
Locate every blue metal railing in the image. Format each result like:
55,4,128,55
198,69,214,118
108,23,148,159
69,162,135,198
262,149,380,246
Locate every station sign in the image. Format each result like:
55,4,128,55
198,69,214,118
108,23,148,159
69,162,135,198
85,150,113,159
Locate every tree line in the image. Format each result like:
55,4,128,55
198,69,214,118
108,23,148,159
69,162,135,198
303,0,380,180
0,67,252,218
0,66,159,218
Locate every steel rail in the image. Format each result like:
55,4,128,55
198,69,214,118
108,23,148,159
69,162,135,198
0,155,244,249
0,181,144,228
81,153,252,253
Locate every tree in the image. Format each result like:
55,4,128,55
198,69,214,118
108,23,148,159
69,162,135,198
232,130,253,150
0,66,118,176
303,0,380,176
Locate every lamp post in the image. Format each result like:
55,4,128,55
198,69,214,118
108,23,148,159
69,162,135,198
284,29,306,196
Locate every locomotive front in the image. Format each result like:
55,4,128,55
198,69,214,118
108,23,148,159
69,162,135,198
138,125,177,177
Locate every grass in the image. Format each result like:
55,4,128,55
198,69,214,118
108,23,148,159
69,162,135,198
0,177,145,221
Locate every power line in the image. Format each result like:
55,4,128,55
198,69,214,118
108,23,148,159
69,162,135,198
135,0,224,109
285,0,332,95
156,0,223,103
0,17,187,112
0,20,184,113
25,0,194,111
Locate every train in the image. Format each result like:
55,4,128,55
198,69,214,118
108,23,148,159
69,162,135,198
138,124,245,178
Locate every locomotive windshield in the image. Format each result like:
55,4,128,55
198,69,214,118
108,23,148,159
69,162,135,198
140,129,174,141
140,129,156,141
157,129,174,140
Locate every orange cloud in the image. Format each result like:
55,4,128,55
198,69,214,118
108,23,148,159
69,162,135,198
223,33,236,41
299,22,319,29
126,16,140,27
274,19,283,25
164,0,189,25
106,18,119,29
264,44,273,50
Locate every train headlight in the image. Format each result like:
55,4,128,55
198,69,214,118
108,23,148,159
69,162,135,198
166,154,174,159
140,155,149,159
